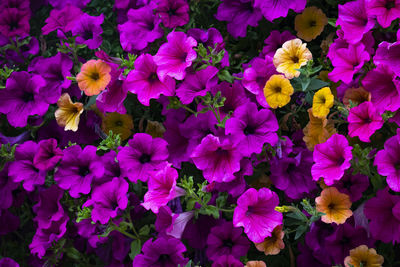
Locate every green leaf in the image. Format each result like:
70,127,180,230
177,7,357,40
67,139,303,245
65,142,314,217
218,69,234,83
186,198,197,211
294,225,308,240
328,18,337,27
201,205,220,219
179,260,192,267
139,225,150,236
307,78,329,91
129,239,142,260
65,247,81,261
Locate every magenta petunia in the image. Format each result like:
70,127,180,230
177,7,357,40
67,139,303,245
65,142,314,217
96,67,127,113
156,0,189,28
48,0,90,9
373,41,400,77
364,187,400,243
72,13,104,49
155,206,194,239
212,255,243,267
366,0,400,28
225,102,279,156
311,134,353,185
336,0,376,44
83,177,129,224
233,187,283,243
191,134,242,183
123,53,176,106
153,31,197,81
33,138,63,171
0,258,19,267
0,8,30,38
332,170,369,202
348,101,384,142
215,0,263,38
261,30,296,57
42,4,82,35
8,141,46,192
362,64,400,114
54,145,105,198
117,133,169,183
328,43,370,84
176,66,219,104
254,0,306,22
374,129,400,192
142,164,185,213
0,163,18,210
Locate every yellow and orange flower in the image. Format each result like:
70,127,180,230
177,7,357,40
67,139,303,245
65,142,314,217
263,74,294,109
255,225,285,256
102,112,134,141
295,6,328,42
316,187,353,224
273,38,312,79
343,87,371,108
55,93,84,132
344,245,384,267
145,120,166,138
245,261,267,267
303,108,336,151
312,87,334,118
77,59,111,96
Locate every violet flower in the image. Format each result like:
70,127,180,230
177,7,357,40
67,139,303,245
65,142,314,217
42,4,82,35
366,0,400,28
0,163,18,210
156,0,189,28
0,8,30,38
374,41,400,77
72,13,104,49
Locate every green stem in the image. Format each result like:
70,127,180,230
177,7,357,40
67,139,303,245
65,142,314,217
116,228,136,240
180,104,197,115
219,208,234,213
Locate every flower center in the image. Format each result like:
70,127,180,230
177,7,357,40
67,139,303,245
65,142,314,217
291,55,299,63
83,29,93,40
168,8,177,16
157,254,170,263
328,203,336,210
9,20,19,31
223,239,234,248
309,20,317,27
139,153,151,163
386,1,395,9
337,157,345,165
78,166,90,177
274,86,282,93
22,92,34,103
115,120,123,127
149,72,158,82
90,72,100,81
244,125,255,135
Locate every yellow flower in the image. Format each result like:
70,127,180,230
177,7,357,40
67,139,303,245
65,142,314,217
303,108,336,151
273,38,312,79
344,245,384,267
145,120,165,138
102,112,134,141
295,6,328,42
263,74,294,109
315,187,352,224
343,87,371,108
312,87,334,118
255,225,285,256
77,59,111,96
245,261,266,267
55,93,84,132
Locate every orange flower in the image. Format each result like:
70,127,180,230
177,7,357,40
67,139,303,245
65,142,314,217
245,261,267,267
55,93,84,132
102,112,134,141
255,225,285,255
295,6,328,42
316,187,352,224
344,245,384,267
76,59,111,96
303,108,336,151
343,87,371,108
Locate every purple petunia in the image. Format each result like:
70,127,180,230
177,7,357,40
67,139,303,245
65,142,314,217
366,0,400,28
261,30,296,57
212,255,243,267
155,206,194,239
83,177,129,224
233,187,283,243
311,134,353,185
0,163,18,210
123,53,176,106
374,41,400,77
72,13,104,49
332,170,369,202
153,31,197,81
156,0,189,28
0,8,30,38
254,0,306,22
117,133,169,183
42,4,82,35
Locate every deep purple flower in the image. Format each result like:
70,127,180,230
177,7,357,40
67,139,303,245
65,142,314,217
1,0,30,10
32,139,63,171
332,170,369,202
191,134,242,183
182,215,221,250
297,242,331,267
54,145,104,198
0,163,18,210
3,36,39,66
124,53,175,106
270,149,318,200
374,130,400,192
215,0,262,38
0,209,19,236
118,3,164,52
32,185,65,230
366,0,400,28
84,177,129,224
72,13,104,49
212,255,243,267
0,131,29,146
48,0,90,9
117,133,169,183
75,219,107,248
8,141,46,192
206,221,250,261
0,258,19,267
312,134,353,185
97,150,126,185
28,52,73,104
0,71,50,128
364,187,400,243
211,81,250,118
0,8,30,38
336,0,376,44
156,0,189,28
142,165,185,213
261,30,296,57
362,64,400,114
255,0,306,21
132,236,188,267
155,206,194,239
154,31,197,81
176,66,219,104
233,188,283,243
96,67,127,113
304,220,336,264
328,43,370,84
348,101,384,142
42,4,82,35
374,41,400,77
225,103,279,156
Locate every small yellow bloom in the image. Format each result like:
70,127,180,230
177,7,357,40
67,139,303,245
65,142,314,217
55,93,84,132
344,245,384,267
255,225,285,256
312,87,334,118
316,187,352,224
263,74,294,109
343,87,371,108
273,38,312,79
295,6,328,42
303,108,336,151
77,59,111,96
245,261,266,267
145,120,165,138
102,112,134,141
